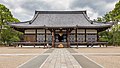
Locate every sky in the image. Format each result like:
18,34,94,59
0,0,118,21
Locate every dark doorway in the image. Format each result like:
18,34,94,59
58,35,63,42
54,30,67,48
55,34,67,42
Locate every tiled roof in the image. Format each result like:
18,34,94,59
9,11,112,29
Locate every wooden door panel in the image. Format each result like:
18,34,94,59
24,35,36,42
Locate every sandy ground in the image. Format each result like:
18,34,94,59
74,47,120,53
74,47,120,68
0,47,48,68
0,47,48,54
88,56,120,68
0,55,34,68
1,47,120,68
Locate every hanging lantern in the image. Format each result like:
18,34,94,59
59,30,63,36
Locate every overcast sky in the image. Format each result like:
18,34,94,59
0,0,118,21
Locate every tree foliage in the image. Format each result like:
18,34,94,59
99,25,120,46
0,4,21,45
96,1,120,46
96,1,120,22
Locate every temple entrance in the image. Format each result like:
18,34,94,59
55,30,67,48
58,34,63,42
55,34,67,42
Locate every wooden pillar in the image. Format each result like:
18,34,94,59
75,28,77,42
75,28,78,48
97,30,99,42
85,29,86,42
23,30,25,42
20,29,24,42
45,29,46,42
22,30,25,47
34,29,37,48
35,29,37,42
67,29,70,48
52,30,55,47
43,29,46,48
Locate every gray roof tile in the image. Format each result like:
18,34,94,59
9,11,112,28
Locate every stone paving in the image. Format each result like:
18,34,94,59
1,47,120,68
41,49,82,68
18,48,103,68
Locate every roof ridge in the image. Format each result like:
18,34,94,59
35,10,86,14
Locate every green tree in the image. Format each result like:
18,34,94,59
1,26,20,44
96,1,120,22
103,13,111,22
113,1,120,21
96,17,103,22
97,1,120,46
0,4,21,45
111,24,120,46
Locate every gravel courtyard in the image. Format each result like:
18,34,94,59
75,47,120,68
0,47,120,68
0,47,48,68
